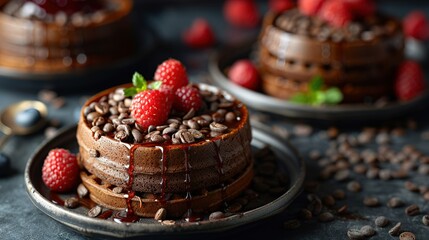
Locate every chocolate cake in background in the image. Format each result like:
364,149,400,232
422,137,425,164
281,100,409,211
0,0,136,73
258,8,405,103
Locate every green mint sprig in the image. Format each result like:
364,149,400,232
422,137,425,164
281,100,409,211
290,76,343,105
124,72,162,97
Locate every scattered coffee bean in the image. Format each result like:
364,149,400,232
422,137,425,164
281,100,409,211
322,195,336,207
334,169,350,182
378,169,392,180
360,225,375,237
375,216,389,227
422,215,429,226
293,124,313,137
347,229,365,240
387,197,404,208
88,205,102,218
161,220,175,225
404,181,419,192
64,197,79,208
399,232,416,240
347,181,362,192
225,202,242,213
77,184,88,198
424,192,429,201
298,208,313,220
154,208,167,221
209,122,228,133
363,196,380,207
405,204,420,216
318,212,334,222
283,219,301,229
332,189,346,200
209,211,225,220
337,205,348,214
388,222,401,236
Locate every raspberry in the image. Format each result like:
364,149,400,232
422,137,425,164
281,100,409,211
131,90,172,129
298,0,325,16
173,85,202,113
183,18,215,48
154,59,189,92
319,0,353,28
403,11,429,40
228,59,260,91
224,0,260,28
394,61,426,101
269,0,295,13
344,0,375,18
42,148,79,192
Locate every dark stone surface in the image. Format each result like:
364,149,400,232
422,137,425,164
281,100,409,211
0,1,428,239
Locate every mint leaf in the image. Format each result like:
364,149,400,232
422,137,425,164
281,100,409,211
324,87,343,104
148,80,162,90
290,93,310,104
124,87,137,97
312,91,326,105
132,72,147,90
309,76,323,92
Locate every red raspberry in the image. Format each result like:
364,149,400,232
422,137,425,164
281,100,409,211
269,0,295,13
183,18,215,48
319,0,353,28
154,59,189,92
344,0,375,18
131,90,172,129
173,85,202,113
228,59,260,91
403,11,429,40
394,61,426,101
224,0,260,28
42,148,79,192
298,0,325,16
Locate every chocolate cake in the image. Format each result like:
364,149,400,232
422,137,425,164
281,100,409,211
0,0,136,73
258,9,405,103
76,83,253,218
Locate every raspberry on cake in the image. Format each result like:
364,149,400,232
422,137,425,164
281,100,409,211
76,60,253,219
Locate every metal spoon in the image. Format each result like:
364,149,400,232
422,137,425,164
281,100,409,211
0,100,48,149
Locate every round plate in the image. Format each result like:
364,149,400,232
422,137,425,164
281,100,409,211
208,41,429,121
25,123,304,238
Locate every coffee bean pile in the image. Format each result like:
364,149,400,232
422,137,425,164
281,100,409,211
275,9,398,42
83,86,242,144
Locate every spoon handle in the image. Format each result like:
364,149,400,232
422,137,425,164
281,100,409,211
0,133,12,149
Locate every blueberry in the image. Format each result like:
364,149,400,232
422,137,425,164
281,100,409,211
15,108,42,127
0,152,11,177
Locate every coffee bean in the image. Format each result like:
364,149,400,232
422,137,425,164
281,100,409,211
77,184,88,198
375,216,389,227
121,118,135,125
64,197,79,208
103,123,114,133
94,129,103,140
226,202,242,213
334,169,350,182
151,134,165,143
163,127,177,135
404,181,419,192
210,122,228,132
378,169,392,180
318,212,334,222
117,124,131,135
188,129,203,139
132,129,143,143
387,197,404,208
298,208,313,220
95,103,109,115
88,205,102,218
389,222,401,236
363,196,380,207
112,186,123,194
201,114,212,122
405,204,420,216
353,164,367,175
366,168,379,179
337,205,348,214
183,108,195,120
399,232,416,240
154,208,167,221
114,130,128,141
422,215,429,226
347,181,362,192
424,192,429,201
187,120,200,130
332,189,346,200
179,131,195,143
360,225,375,237
86,112,100,122
391,169,408,179
209,211,225,220
293,124,313,137
322,195,336,207
283,219,301,229
418,164,429,175
225,112,236,122
161,220,175,225
347,229,365,240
